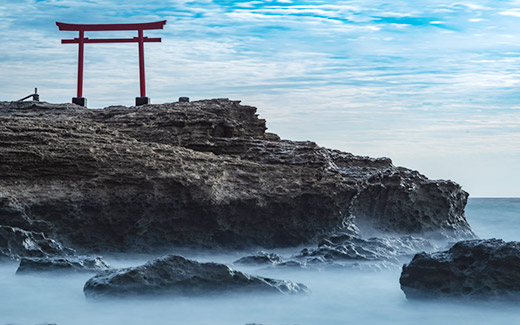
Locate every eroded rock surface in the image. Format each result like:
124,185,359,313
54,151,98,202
400,239,520,299
16,256,110,274
83,255,309,298
232,233,440,271
0,99,473,254
0,225,74,259
298,233,437,264
234,251,283,266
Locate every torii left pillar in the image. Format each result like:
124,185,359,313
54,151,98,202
56,21,167,107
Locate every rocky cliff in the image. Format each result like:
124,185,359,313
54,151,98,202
0,99,474,255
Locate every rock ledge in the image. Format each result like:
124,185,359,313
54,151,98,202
0,99,473,254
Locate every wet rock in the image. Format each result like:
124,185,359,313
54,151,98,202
234,251,283,265
232,234,438,271
297,233,436,265
400,239,520,299
0,99,473,252
300,234,394,262
234,254,304,269
16,256,110,274
83,255,309,298
0,225,74,259
276,260,304,268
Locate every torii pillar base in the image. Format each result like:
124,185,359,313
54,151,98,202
135,97,150,106
72,97,87,107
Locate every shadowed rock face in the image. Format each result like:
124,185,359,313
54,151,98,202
298,233,437,264
234,251,284,266
0,225,74,259
400,239,520,300
232,233,439,271
0,99,473,255
83,255,309,297
16,256,110,274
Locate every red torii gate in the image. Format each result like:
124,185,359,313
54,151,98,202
56,20,167,107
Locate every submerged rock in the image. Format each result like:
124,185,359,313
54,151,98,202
230,234,437,271
234,251,283,266
0,99,473,252
16,256,110,274
83,255,309,298
0,225,74,259
297,233,436,265
299,234,395,262
400,239,520,299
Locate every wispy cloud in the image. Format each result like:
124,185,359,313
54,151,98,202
499,9,520,17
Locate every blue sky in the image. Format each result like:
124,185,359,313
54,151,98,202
1,0,519,197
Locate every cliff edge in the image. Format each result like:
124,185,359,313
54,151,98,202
0,99,473,254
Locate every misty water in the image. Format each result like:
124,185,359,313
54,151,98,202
2,198,520,325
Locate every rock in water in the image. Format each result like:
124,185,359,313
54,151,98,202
234,251,284,265
400,239,520,299
299,233,436,263
0,225,74,259
0,99,474,252
16,256,110,273
83,255,309,298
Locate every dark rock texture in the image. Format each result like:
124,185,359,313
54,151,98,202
0,225,74,259
16,256,110,273
83,254,309,297
400,239,520,299
233,233,438,271
298,233,436,264
0,99,473,254
234,251,283,266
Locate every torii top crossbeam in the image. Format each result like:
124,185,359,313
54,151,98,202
56,21,166,31
56,20,167,106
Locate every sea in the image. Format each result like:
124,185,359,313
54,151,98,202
1,198,519,325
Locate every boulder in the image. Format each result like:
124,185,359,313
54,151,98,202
83,255,309,298
400,239,520,299
16,256,110,274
